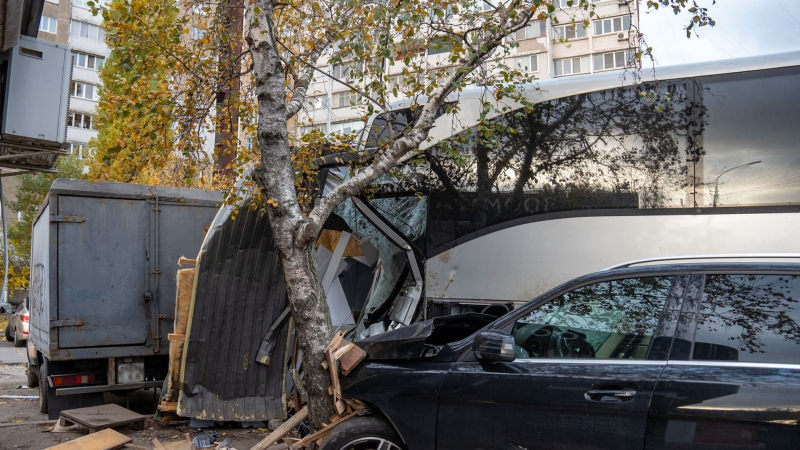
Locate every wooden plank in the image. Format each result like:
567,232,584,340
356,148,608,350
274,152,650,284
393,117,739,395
167,333,185,342
326,348,342,400
59,404,145,431
338,345,367,376
177,257,196,266
251,406,308,450
158,401,177,412
123,444,150,450
290,409,360,449
152,438,167,450
324,331,345,353
334,399,346,416
332,342,355,360
45,428,131,450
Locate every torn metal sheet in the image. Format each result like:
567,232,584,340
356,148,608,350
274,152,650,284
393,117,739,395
178,195,290,422
355,313,495,360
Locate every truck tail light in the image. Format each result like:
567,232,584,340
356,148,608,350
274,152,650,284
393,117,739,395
20,315,28,322
51,374,97,387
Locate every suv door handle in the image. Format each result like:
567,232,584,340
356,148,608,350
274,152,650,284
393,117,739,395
584,389,637,402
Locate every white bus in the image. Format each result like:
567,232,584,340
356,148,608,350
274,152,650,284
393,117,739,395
316,51,800,336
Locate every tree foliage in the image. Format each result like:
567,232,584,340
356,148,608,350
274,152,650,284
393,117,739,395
88,0,233,189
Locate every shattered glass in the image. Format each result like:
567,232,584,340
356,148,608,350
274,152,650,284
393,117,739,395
335,197,428,333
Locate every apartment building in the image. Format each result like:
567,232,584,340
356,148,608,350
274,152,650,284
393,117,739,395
37,0,108,159
296,0,639,137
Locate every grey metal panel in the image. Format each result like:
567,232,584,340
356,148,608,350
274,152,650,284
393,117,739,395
47,179,223,204
57,195,150,348
153,201,220,347
29,201,50,354
178,201,289,421
2,36,71,146
29,180,222,361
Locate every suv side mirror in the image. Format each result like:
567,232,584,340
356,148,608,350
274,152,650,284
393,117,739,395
473,329,515,363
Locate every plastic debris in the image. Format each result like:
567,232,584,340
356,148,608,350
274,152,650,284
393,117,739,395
192,432,212,448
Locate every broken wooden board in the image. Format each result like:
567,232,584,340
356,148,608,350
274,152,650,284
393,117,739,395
251,406,308,450
158,401,177,412
290,408,361,449
59,403,146,433
338,344,367,376
45,428,131,450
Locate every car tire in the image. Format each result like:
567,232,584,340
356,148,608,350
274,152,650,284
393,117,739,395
4,324,11,342
13,330,24,347
39,357,49,414
319,415,405,450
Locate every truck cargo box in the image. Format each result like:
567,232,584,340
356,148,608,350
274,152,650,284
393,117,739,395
29,179,222,362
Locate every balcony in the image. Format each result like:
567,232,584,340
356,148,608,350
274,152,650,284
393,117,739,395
69,36,107,56
66,126,97,144
72,66,101,85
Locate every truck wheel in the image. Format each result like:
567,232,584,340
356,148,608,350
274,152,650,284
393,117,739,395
13,330,24,347
38,358,48,414
26,362,38,388
319,415,405,450
4,325,11,342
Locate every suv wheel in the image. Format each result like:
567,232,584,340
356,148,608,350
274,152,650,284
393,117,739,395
320,416,405,450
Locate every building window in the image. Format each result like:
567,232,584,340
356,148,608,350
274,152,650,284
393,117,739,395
553,23,587,40
73,52,105,70
70,20,105,41
512,54,538,73
594,15,632,36
333,91,361,108
554,56,590,76
332,62,361,80
40,16,58,34
70,82,96,100
427,36,454,55
306,95,328,111
555,0,603,7
73,0,104,7
511,21,546,40
67,112,93,130
69,142,88,158
190,26,205,40
330,120,364,134
593,50,632,71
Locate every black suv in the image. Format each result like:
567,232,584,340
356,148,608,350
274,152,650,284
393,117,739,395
321,263,800,450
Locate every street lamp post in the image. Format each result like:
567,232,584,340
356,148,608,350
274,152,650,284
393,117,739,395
712,160,762,207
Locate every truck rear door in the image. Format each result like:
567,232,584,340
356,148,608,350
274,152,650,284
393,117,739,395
56,195,149,348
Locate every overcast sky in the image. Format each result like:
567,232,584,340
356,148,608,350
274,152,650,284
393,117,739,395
640,0,800,66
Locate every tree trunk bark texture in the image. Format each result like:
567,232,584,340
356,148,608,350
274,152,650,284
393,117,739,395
246,0,335,429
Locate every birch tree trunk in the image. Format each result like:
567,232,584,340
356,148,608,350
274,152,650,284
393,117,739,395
246,0,335,428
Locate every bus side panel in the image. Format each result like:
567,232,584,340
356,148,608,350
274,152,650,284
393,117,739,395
30,201,54,358
426,211,800,304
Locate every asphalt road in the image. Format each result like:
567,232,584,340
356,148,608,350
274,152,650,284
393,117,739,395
0,338,26,365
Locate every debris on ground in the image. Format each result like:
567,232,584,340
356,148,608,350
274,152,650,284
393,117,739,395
44,428,131,450
251,331,369,450
56,403,146,434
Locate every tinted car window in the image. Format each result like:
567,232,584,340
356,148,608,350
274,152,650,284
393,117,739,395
512,277,673,360
693,274,800,364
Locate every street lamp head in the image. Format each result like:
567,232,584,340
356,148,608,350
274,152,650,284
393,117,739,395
747,160,762,166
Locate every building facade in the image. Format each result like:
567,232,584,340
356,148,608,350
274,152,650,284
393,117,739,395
37,0,108,159
296,0,639,137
